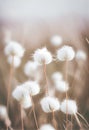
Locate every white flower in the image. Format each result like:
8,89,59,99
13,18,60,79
40,124,55,130
7,55,21,68
0,105,8,120
76,50,87,61
21,95,32,109
33,47,52,65
57,45,75,61
4,41,25,58
24,61,38,77
22,81,40,96
55,80,69,93
61,99,78,115
12,86,32,109
52,72,63,82
50,35,62,46
40,96,60,113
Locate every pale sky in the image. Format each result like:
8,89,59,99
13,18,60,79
0,0,89,21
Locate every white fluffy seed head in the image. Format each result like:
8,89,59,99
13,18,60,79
0,105,8,120
33,47,52,65
24,61,38,77
57,45,75,61
55,80,69,93
7,55,21,68
61,99,78,115
76,50,87,61
22,81,40,96
12,86,32,109
40,124,55,130
40,96,60,113
4,41,25,58
50,35,62,46
21,95,32,109
52,72,63,82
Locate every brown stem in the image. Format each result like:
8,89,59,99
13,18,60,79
6,127,8,130
64,61,68,130
7,56,14,130
71,115,73,130
43,63,49,96
52,110,57,129
74,114,82,129
31,96,39,130
77,112,89,128
20,105,24,130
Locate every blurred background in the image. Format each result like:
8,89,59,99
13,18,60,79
0,0,89,129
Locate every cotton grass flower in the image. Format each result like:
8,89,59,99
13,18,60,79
0,105,11,128
12,86,32,109
55,80,69,93
40,96,60,113
61,99,78,115
33,47,52,65
51,72,63,82
0,105,8,120
4,41,25,58
12,86,32,130
22,81,40,96
40,124,55,130
7,55,21,68
76,50,87,61
57,45,75,61
24,61,38,77
22,81,40,130
50,35,62,46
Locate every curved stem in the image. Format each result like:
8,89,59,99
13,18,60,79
77,112,89,128
74,113,82,129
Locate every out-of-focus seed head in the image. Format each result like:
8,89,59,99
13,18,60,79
4,41,25,58
33,47,52,65
22,81,40,96
40,96,60,113
40,124,55,130
61,99,78,115
50,35,62,46
7,55,21,68
57,45,75,61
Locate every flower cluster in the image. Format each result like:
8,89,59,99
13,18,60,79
4,41,25,68
2,39,87,130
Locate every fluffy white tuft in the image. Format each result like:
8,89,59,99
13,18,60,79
0,105,8,120
12,86,32,109
4,41,25,58
7,55,21,68
55,80,69,93
61,99,78,115
40,124,55,130
76,50,87,61
22,81,40,96
50,35,62,46
52,72,63,82
33,47,52,65
40,96,60,113
57,45,75,61
24,61,38,77
21,95,32,109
